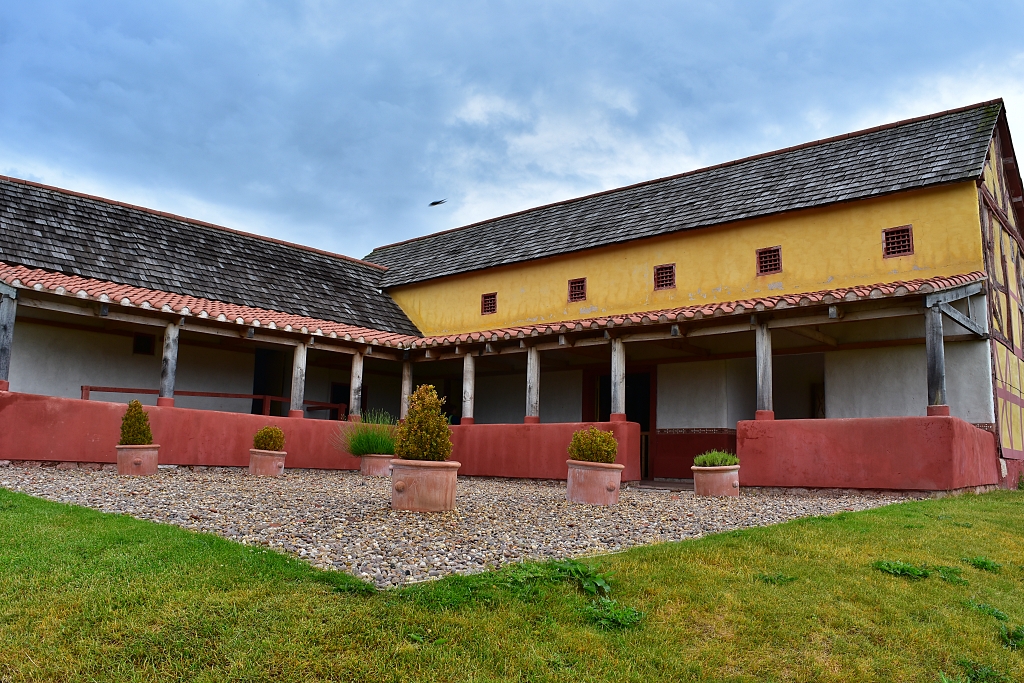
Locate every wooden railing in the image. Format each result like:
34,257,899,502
80,386,347,419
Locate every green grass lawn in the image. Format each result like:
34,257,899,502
1,488,1023,682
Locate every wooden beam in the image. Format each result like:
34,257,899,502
687,321,753,338
0,294,16,383
937,302,987,338
755,322,773,412
786,326,837,346
924,282,985,308
925,305,946,406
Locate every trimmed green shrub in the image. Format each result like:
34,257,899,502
567,426,618,464
338,409,397,456
394,385,452,461
872,560,930,580
693,450,739,467
253,426,285,452
118,400,153,446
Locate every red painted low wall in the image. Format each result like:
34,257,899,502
651,431,737,478
736,416,1000,491
450,421,641,482
0,391,641,481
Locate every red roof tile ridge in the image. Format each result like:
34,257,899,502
369,101,1003,256
0,175,387,272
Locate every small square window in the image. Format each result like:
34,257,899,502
133,333,155,355
568,277,587,303
756,246,782,275
883,225,914,257
654,264,676,290
481,292,497,315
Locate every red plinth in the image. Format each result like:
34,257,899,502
610,413,627,422
0,380,9,392
927,404,951,416
156,397,175,407
755,410,775,420
288,409,304,418
524,415,540,424
460,417,475,425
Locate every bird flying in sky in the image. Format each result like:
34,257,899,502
429,199,447,206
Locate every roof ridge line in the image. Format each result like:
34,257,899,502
367,99,1004,256
0,175,388,272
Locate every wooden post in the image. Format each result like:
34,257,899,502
525,346,540,423
158,321,179,407
925,304,947,410
755,321,773,417
400,360,412,420
610,338,626,419
289,342,307,418
0,292,16,391
461,353,475,424
349,351,364,421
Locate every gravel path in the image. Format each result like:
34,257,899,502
0,463,918,588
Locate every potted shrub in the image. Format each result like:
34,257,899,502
566,426,624,506
335,409,397,476
250,426,286,477
692,450,740,497
116,400,160,476
390,385,459,511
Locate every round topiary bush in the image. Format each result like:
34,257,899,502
394,385,452,461
693,450,739,467
567,426,618,464
253,426,285,452
119,400,153,446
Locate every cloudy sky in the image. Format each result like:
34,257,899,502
3,1,1024,259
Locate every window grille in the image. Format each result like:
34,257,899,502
883,225,914,257
654,264,676,290
480,292,497,315
568,278,587,302
756,246,782,275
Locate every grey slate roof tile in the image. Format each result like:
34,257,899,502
366,101,1000,289
0,178,419,336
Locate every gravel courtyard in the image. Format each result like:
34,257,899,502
0,463,918,588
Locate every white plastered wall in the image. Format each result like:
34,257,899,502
8,321,256,412
657,358,756,428
824,340,994,422
474,370,583,424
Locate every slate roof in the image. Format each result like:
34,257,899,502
410,272,986,348
367,100,1002,288
0,176,419,336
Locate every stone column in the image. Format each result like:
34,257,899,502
461,352,476,425
525,346,540,423
349,351,364,421
610,338,626,420
289,342,307,418
157,321,179,407
755,321,774,419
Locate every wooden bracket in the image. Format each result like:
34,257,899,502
937,302,987,338
0,282,17,299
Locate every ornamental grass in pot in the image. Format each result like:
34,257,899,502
691,450,740,497
250,426,286,477
335,409,397,477
116,400,159,476
390,385,459,512
566,426,624,506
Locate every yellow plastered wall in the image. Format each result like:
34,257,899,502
390,182,985,336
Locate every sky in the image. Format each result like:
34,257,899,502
4,1,1024,260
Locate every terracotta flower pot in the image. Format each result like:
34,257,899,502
360,453,394,477
390,459,461,511
566,459,625,506
692,465,740,497
249,449,286,477
115,444,160,476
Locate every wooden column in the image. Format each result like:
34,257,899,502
349,351,364,421
289,342,307,418
0,290,16,392
400,360,412,420
158,321,180,407
925,304,947,412
610,338,626,420
461,352,476,424
755,321,774,418
525,346,540,423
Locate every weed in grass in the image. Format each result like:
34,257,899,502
955,658,1011,682
934,566,969,586
904,524,925,529
583,597,645,630
755,572,797,585
966,599,1009,621
998,623,1024,650
872,560,930,579
939,672,968,683
963,556,1003,573
549,558,612,597
953,522,974,528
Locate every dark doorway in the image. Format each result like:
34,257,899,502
597,373,651,430
252,348,290,416
330,382,350,420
